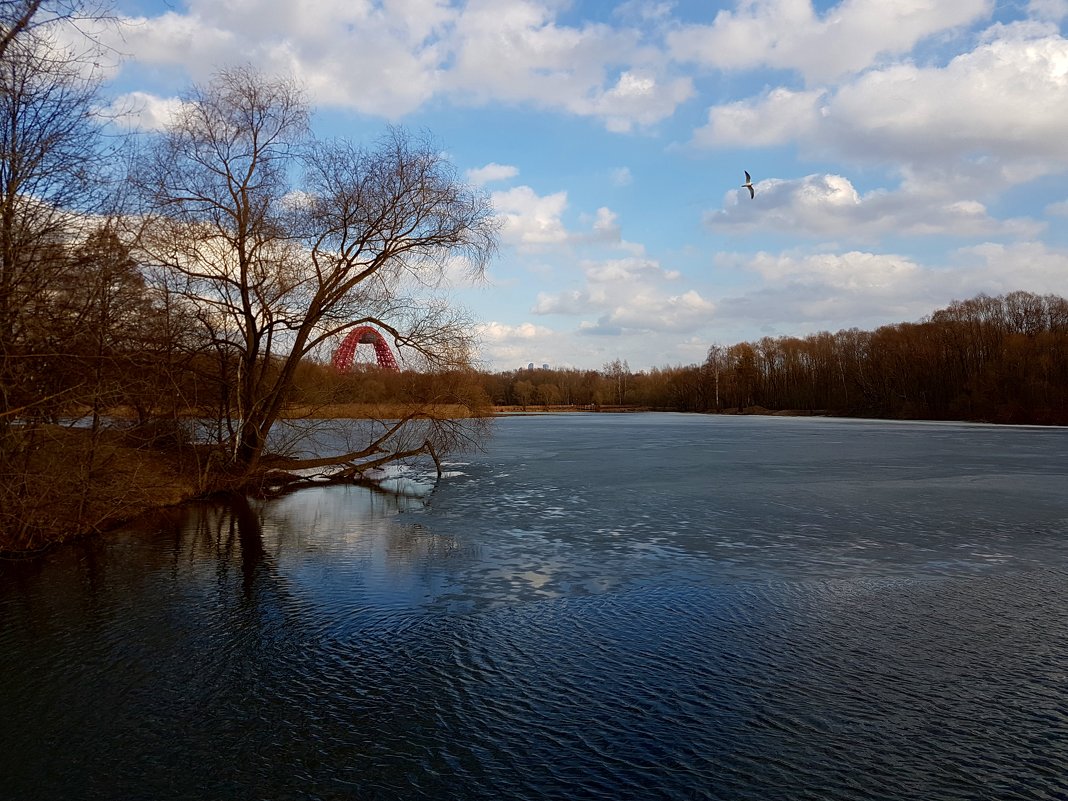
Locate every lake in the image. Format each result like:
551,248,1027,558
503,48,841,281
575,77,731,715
2,413,1067,800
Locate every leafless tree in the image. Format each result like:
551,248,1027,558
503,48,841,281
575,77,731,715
0,1,111,60
0,1,119,420
603,358,631,405
133,67,498,487
0,1,135,550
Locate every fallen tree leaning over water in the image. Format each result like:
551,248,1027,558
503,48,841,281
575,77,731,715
254,410,491,499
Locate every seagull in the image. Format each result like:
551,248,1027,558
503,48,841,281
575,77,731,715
741,171,755,199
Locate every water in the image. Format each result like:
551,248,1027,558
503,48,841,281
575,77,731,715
2,413,1068,800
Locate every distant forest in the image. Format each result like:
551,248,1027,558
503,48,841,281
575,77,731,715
296,291,1068,426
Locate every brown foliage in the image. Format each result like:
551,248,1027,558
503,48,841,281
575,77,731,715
0,424,200,554
470,292,1068,425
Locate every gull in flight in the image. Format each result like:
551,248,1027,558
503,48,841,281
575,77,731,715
741,171,755,199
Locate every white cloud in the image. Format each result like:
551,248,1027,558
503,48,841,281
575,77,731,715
1028,0,1068,21
109,0,692,130
590,70,694,133
490,188,634,249
533,254,713,335
693,87,825,148
949,241,1068,294
667,0,992,83
1046,199,1068,217
466,162,519,184
442,0,694,130
101,91,187,131
476,320,557,368
826,24,1068,166
693,23,1068,184
491,186,570,247
111,11,237,69
614,1,675,24
611,167,633,186
110,2,449,116
709,248,939,333
711,241,1068,336
592,207,620,237
743,249,920,290
570,207,625,246
705,173,1043,240
480,320,552,341
108,6,443,116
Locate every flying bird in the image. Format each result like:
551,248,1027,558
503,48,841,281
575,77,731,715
741,171,755,199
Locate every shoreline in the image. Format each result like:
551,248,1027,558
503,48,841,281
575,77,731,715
4,405,1052,556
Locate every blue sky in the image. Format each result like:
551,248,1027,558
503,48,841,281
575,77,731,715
97,0,1068,371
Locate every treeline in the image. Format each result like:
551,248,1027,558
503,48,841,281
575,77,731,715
458,292,1068,425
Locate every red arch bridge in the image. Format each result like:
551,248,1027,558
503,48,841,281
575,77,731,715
332,326,400,371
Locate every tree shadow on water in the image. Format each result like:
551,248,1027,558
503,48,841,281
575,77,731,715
231,493,267,598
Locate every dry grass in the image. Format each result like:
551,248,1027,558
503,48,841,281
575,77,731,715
0,425,202,555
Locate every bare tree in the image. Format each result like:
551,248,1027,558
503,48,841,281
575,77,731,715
603,358,630,405
704,344,726,411
134,67,498,487
0,2,119,421
0,1,108,60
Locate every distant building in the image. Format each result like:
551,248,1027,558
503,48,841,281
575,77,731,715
527,362,534,370
542,364,549,370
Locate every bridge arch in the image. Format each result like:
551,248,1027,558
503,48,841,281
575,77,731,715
332,326,400,371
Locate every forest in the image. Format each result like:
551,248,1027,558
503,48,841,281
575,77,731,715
293,290,1068,426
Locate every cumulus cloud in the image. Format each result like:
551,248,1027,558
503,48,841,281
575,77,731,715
949,241,1068,294
591,207,620,238
826,24,1068,166
695,22,1068,184
106,0,693,130
110,11,237,69
667,0,991,83
101,91,187,131
107,3,446,117
490,188,633,249
444,0,695,131
533,255,714,335
479,320,552,341
742,249,921,291
587,70,694,133
614,1,675,24
693,87,825,148
466,162,519,185
708,248,936,334
476,320,557,368
705,173,1043,241
711,241,1068,336
1028,0,1068,21
491,186,570,247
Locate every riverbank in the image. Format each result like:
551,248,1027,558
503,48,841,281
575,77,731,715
2,403,492,555
0,425,204,556
492,404,830,416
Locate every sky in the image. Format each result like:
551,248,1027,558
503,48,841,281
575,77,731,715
95,0,1068,372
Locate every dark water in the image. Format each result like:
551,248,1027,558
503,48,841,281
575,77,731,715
2,414,1068,800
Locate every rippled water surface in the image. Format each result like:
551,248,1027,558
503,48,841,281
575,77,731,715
3,414,1068,800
